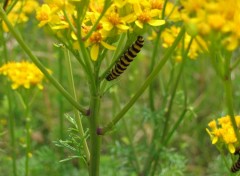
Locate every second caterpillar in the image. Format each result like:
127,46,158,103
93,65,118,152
106,36,144,81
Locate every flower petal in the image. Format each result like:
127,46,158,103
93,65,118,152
101,41,116,50
91,44,99,61
228,143,235,154
148,19,165,26
135,20,143,28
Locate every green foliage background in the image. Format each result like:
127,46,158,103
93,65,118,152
1,2,240,176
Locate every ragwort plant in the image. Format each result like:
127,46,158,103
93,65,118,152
0,0,184,175
1,0,240,175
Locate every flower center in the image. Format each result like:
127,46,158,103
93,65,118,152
90,32,102,43
39,12,49,21
151,0,163,10
138,11,151,23
107,12,120,25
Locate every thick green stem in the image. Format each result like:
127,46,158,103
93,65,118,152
0,7,88,115
89,94,101,176
100,27,185,135
88,58,102,176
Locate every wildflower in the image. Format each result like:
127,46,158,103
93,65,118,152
161,26,206,61
0,61,46,90
206,115,240,154
179,0,240,51
36,2,74,29
101,5,130,36
86,31,116,61
133,2,165,29
36,4,53,27
35,0,168,62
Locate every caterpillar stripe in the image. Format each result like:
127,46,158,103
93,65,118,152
106,36,144,81
231,157,240,173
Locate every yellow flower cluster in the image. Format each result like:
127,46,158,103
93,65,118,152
206,115,240,154
0,61,45,90
180,0,240,51
161,26,207,61
36,0,167,61
2,0,39,32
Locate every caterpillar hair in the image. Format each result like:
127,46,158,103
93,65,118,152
106,36,144,81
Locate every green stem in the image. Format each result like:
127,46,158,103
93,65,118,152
148,24,166,111
161,0,169,19
100,27,185,135
0,28,8,64
24,102,31,176
1,22,17,176
164,108,188,145
58,50,64,139
87,54,102,175
5,0,17,14
75,5,96,94
89,94,101,176
148,33,160,111
8,88,17,176
64,49,90,163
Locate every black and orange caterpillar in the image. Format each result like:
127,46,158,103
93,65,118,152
106,36,144,81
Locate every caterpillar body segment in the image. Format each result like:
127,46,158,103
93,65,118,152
106,36,144,81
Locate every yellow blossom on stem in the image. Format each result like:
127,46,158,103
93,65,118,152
86,31,116,61
206,115,240,154
0,61,47,90
36,4,53,27
101,5,129,35
134,3,165,29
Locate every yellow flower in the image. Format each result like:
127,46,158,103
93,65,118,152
36,3,73,29
206,115,240,154
22,1,39,14
161,26,206,61
134,4,165,28
86,31,116,61
36,4,53,27
101,5,129,35
0,61,46,90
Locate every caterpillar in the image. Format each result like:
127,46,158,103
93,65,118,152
231,157,240,173
106,36,144,81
